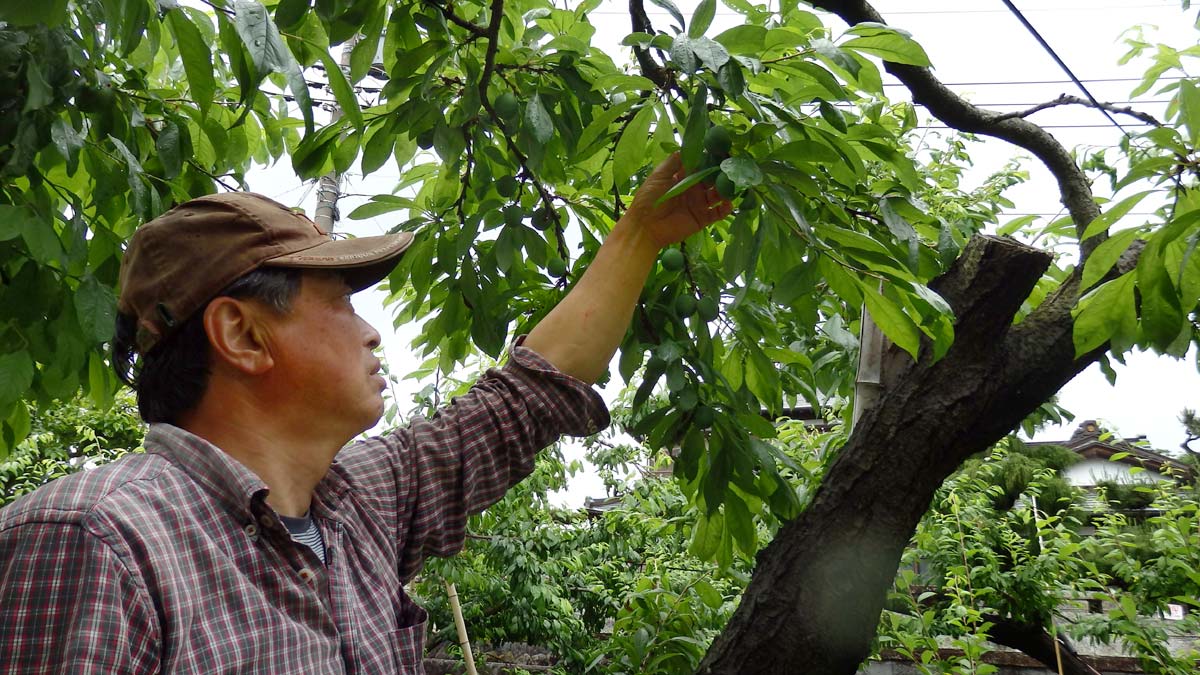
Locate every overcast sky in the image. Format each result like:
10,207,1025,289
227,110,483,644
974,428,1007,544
248,0,1200,503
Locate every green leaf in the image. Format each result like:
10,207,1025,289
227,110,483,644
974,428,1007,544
317,51,364,131
156,121,184,180
525,94,555,145
274,0,309,30
618,345,644,383
681,83,709,172
1081,227,1142,290
1081,190,1154,240
689,0,716,38
860,280,921,359
690,36,731,72
234,0,288,76
693,578,723,609
1180,79,1200,146
818,100,848,133
648,0,685,31
713,25,767,54
720,156,763,189
109,136,147,216
1073,272,1137,355
234,0,313,134
841,33,931,67
0,351,34,410
716,60,746,98
167,9,215,118
724,493,757,557
670,35,698,74
1136,223,1187,349
0,205,33,242
654,166,721,207
74,275,118,344
0,0,67,26
688,510,724,560
16,209,64,265
613,103,657,191
22,60,53,112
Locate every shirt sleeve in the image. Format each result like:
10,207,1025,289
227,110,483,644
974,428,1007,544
0,521,160,674
333,341,610,582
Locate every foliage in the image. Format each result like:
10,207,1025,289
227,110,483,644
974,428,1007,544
411,433,744,674
3,0,1200,671
1096,478,1160,511
878,438,1200,675
0,390,143,506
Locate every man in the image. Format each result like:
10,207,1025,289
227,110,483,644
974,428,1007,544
0,154,731,673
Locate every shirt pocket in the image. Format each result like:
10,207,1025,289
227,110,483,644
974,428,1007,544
390,605,428,673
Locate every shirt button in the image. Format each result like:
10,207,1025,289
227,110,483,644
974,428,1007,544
259,514,274,527
244,524,259,540
298,567,316,584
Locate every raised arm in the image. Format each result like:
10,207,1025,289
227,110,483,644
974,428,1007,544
523,153,732,384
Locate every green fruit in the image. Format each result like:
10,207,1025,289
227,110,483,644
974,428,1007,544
692,405,715,429
703,125,733,158
661,248,684,271
495,92,519,123
697,296,719,322
714,173,737,200
547,257,568,277
531,207,554,230
496,176,519,197
674,294,697,318
416,129,435,150
503,204,525,227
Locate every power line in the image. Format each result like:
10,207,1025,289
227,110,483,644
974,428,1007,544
588,4,1170,17
918,123,1151,129
883,77,1179,86
998,0,1131,137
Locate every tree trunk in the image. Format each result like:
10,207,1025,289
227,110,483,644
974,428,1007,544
697,235,1107,674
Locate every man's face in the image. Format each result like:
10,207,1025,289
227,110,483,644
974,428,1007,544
264,271,386,441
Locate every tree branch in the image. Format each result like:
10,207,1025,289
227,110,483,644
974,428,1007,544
994,93,1163,127
430,1,488,38
629,0,674,91
477,0,506,97
984,614,1104,675
806,0,1104,258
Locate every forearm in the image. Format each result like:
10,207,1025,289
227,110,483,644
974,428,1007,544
523,216,659,384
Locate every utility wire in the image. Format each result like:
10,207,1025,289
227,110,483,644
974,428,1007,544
998,0,1132,138
882,77,1180,87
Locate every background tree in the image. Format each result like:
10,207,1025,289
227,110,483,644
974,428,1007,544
1,0,1198,672
0,391,143,506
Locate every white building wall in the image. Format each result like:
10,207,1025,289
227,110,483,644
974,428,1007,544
1062,458,1170,487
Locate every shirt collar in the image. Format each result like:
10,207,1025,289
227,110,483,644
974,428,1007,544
144,423,270,517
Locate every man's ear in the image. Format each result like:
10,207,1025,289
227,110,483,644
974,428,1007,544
203,297,275,375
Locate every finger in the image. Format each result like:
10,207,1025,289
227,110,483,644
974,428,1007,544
649,152,684,182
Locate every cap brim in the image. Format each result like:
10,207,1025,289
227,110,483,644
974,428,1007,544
263,231,415,291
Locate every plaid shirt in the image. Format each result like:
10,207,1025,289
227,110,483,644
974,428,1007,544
0,345,607,674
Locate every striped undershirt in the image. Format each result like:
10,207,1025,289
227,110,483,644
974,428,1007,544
278,512,326,565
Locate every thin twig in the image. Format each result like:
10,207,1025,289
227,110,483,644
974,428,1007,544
993,93,1163,127
430,1,489,38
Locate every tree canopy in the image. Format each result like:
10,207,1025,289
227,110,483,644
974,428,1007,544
1,0,1198,672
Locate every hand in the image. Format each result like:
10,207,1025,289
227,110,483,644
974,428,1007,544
622,153,734,250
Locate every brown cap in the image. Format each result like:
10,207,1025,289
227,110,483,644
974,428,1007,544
117,192,414,353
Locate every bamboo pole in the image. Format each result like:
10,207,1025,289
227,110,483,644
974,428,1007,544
444,580,479,675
